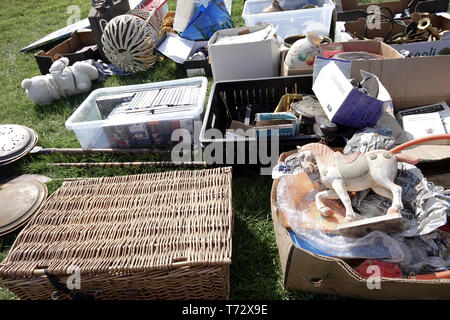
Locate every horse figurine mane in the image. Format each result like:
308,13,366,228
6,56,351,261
299,143,336,167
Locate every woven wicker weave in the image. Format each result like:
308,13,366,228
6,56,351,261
0,167,233,300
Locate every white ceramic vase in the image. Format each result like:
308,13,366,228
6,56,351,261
285,32,325,69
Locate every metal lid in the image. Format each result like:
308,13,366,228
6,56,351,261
0,180,47,236
333,52,385,61
0,125,38,166
290,96,326,119
0,125,31,157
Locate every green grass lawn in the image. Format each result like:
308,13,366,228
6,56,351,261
3,0,443,300
1,0,333,300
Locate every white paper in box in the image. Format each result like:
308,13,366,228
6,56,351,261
65,77,208,149
397,101,450,144
312,62,392,128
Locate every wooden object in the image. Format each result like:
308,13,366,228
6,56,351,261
48,161,206,168
31,146,172,155
336,213,404,237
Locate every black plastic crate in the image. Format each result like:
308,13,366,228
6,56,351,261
199,75,324,165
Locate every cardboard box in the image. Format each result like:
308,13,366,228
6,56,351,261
34,30,99,75
337,0,449,21
280,49,316,76
367,54,450,110
319,40,404,80
343,12,450,57
317,40,403,81
319,40,450,110
313,63,392,128
208,24,280,82
271,150,450,299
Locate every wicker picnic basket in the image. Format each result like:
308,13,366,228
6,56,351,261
0,167,233,300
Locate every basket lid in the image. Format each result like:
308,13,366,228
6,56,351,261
0,167,233,277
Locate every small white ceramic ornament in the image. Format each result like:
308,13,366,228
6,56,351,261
285,32,325,69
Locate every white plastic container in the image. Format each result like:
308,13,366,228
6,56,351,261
65,77,208,149
242,0,336,42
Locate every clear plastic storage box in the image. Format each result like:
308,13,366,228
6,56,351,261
65,77,208,149
242,0,336,42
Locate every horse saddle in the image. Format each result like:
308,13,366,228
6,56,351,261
334,151,369,180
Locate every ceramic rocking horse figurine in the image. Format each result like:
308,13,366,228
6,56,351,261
296,143,415,223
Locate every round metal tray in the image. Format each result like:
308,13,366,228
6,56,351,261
0,124,38,166
0,180,47,236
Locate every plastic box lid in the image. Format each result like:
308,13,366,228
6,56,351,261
242,0,336,41
65,77,208,131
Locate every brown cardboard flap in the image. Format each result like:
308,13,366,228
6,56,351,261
379,55,450,110
286,244,450,299
341,40,382,54
34,30,98,74
340,40,403,58
320,40,403,61
44,31,96,57
237,29,251,36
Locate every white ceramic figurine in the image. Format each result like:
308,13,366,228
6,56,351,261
296,143,416,224
21,57,99,105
